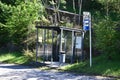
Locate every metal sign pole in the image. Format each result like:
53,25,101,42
83,12,92,67
89,13,92,67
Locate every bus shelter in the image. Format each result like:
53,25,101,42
35,26,84,64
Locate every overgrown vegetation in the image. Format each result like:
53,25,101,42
93,0,120,58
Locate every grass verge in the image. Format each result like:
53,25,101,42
61,53,120,78
0,52,29,64
0,51,43,65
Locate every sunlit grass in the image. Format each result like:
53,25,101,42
0,53,15,62
0,52,29,64
61,54,120,77
0,51,43,65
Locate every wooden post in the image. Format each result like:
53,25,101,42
71,31,75,63
36,28,38,62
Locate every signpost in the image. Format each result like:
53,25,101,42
83,12,92,67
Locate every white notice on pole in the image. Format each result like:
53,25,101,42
76,36,82,49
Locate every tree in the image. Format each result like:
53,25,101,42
0,0,44,51
93,0,120,57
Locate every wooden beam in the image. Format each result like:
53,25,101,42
46,7,79,16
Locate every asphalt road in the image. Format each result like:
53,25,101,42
0,63,114,80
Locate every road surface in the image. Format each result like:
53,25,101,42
0,63,114,80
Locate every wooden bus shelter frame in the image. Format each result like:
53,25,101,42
35,26,84,64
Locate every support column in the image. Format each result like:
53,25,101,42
36,28,38,62
43,29,46,62
71,31,75,63
60,29,63,52
51,29,54,64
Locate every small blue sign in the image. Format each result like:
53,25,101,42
83,20,89,31
83,25,89,31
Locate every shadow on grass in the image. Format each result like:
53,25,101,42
0,52,49,69
0,62,49,69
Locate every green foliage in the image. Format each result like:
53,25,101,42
92,0,120,55
60,0,66,9
94,18,116,54
0,0,24,5
23,49,36,61
0,1,12,46
0,0,44,50
0,1,12,24
23,49,42,62
98,0,120,18
6,1,43,44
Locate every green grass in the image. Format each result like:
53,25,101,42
61,53,120,77
0,52,30,64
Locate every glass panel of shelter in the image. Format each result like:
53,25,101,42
74,32,83,62
38,29,55,62
61,31,72,63
60,30,83,63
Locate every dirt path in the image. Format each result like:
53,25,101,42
0,63,114,80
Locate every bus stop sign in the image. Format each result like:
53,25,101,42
83,12,91,31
